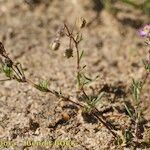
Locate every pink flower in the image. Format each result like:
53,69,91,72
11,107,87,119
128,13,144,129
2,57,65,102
139,24,150,38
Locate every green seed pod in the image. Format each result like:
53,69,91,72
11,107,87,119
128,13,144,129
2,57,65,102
64,48,73,58
50,41,60,51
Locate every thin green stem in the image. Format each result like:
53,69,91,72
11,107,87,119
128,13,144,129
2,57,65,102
64,23,81,90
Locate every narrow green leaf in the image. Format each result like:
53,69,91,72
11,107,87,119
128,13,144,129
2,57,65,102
93,92,105,106
124,103,133,118
132,78,142,103
35,80,49,92
79,50,84,62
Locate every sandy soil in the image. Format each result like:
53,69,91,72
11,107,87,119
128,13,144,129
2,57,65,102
0,0,150,150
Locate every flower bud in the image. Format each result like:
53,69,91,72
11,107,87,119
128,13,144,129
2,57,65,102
77,17,86,29
80,17,86,29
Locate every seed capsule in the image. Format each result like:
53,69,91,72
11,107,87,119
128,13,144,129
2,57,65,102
4,58,13,67
50,41,60,51
64,48,73,58
0,42,6,56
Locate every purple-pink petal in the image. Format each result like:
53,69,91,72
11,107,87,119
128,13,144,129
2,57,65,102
139,30,147,37
138,24,150,38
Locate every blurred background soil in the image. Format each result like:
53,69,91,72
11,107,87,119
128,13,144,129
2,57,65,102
0,0,150,150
